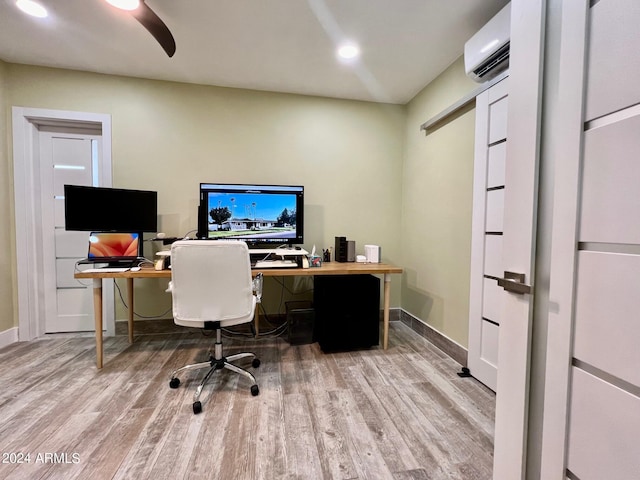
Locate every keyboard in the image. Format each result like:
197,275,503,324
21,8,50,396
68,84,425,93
81,267,130,273
254,260,298,269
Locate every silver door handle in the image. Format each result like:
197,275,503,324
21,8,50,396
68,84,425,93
497,271,532,295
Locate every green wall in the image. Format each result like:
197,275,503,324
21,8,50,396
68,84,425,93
4,63,405,324
401,57,480,348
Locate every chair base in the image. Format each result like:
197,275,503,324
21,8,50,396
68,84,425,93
169,332,260,414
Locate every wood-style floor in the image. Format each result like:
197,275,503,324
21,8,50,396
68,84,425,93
0,322,495,480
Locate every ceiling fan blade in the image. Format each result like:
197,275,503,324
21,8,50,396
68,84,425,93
131,1,176,57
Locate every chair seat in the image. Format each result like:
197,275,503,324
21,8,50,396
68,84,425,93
173,296,257,329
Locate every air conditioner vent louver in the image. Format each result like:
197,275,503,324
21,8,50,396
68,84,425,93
473,42,510,79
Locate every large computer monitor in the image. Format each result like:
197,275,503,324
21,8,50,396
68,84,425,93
64,184,158,233
197,183,304,246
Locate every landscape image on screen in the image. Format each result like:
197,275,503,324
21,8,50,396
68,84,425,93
206,192,297,240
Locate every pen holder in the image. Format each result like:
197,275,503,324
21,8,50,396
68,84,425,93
309,255,322,268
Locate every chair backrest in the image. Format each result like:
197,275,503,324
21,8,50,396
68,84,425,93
169,240,256,327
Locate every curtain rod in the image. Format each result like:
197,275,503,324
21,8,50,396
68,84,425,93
420,71,509,135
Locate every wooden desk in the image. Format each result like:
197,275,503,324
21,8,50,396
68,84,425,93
75,262,402,368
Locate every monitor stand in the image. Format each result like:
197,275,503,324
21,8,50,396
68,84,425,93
248,247,308,268
248,246,309,256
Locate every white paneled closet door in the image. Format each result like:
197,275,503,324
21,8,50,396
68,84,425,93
542,0,640,478
467,77,508,392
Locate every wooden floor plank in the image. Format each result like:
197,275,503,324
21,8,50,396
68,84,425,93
282,392,325,478
330,388,396,479
253,388,288,480
344,367,423,474
306,389,360,479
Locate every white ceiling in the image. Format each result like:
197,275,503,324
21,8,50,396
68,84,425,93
0,0,509,104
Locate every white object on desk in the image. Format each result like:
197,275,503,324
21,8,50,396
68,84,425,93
364,245,381,263
155,250,171,270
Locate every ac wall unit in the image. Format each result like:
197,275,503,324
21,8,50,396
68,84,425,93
464,2,511,83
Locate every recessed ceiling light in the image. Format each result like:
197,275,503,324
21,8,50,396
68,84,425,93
337,44,360,60
15,0,48,18
104,0,140,11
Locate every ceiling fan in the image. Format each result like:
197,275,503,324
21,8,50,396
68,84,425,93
105,0,176,57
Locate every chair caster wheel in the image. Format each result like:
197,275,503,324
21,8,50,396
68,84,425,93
169,378,180,389
251,385,259,396
193,401,202,414
252,358,261,368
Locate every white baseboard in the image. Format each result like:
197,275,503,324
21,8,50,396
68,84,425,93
0,327,19,349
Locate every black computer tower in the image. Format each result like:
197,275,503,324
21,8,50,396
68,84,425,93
313,274,380,351
285,301,315,345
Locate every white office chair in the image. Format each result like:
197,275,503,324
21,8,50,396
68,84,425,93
167,240,263,414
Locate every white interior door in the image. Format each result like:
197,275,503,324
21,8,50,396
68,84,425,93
468,77,509,392
12,107,113,340
541,1,640,477
39,127,110,333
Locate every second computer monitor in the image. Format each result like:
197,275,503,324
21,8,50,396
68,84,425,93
198,183,304,246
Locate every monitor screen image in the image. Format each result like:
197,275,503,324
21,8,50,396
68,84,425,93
88,232,140,260
198,183,304,245
64,185,158,233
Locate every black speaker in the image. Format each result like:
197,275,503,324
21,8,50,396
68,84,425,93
347,241,356,262
335,236,348,262
313,275,380,351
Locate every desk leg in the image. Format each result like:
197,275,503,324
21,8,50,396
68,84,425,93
254,306,260,337
127,278,134,344
93,278,103,369
383,273,391,350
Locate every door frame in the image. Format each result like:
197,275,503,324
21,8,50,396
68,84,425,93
539,1,590,476
12,107,113,341
492,0,546,478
